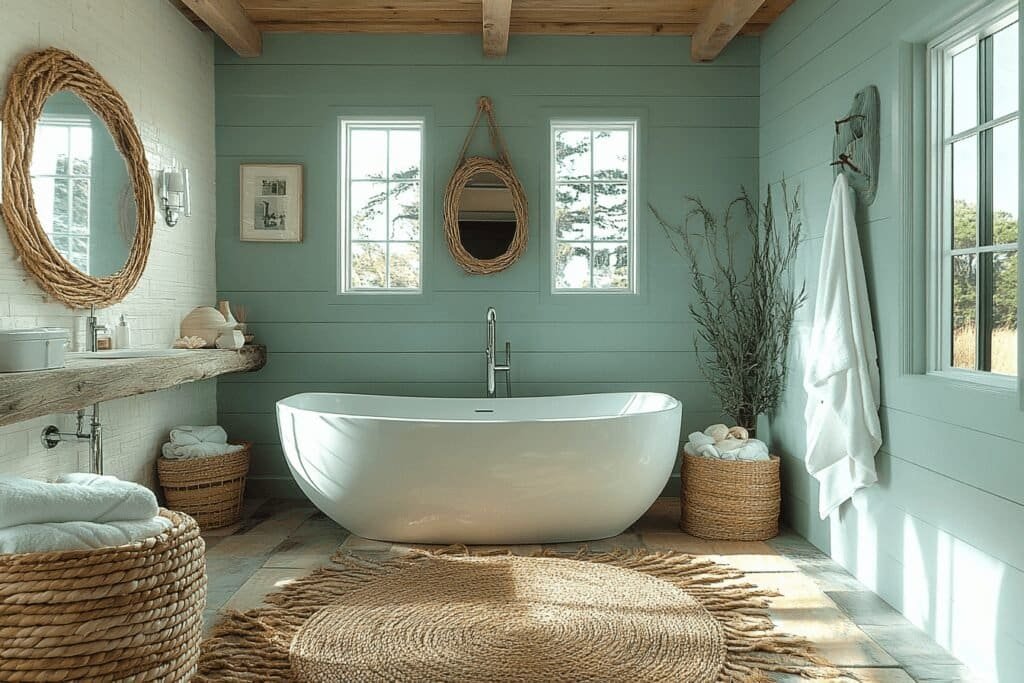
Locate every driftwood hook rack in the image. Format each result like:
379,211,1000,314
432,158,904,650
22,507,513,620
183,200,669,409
832,85,879,206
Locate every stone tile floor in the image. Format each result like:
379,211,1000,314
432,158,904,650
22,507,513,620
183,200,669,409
202,498,979,682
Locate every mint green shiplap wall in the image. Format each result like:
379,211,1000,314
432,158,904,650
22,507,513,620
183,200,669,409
214,35,759,497
760,1,1024,679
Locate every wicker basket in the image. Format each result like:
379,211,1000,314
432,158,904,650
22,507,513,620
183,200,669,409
0,509,205,682
157,442,251,530
680,452,781,541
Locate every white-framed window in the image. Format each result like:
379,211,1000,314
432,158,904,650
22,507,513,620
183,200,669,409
928,4,1019,379
30,115,92,273
550,120,637,292
338,118,423,293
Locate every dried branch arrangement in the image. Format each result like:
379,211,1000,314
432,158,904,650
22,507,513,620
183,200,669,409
651,185,806,433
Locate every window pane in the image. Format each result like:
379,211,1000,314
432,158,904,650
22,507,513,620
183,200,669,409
952,136,978,248
992,122,1018,245
52,232,70,255
555,182,591,240
70,179,89,233
593,243,629,288
388,242,420,289
951,253,978,369
990,251,1018,375
593,182,628,240
993,22,1019,120
71,236,89,271
350,242,386,288
593,130,629,180
350,181,388,240
349,129,387,180
31,177,55,233
555,243,591,288
69,126,91,176
32,125,69,175
53,179,69,233
389,181,420,240
389,128,420,179
952,44,978,133
554,130,590,180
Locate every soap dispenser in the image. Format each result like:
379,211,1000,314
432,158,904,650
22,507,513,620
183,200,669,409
114,314,132,350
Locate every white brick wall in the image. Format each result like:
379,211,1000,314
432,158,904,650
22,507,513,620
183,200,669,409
0,0,216,489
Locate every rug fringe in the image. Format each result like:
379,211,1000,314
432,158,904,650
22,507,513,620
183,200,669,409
197,545,853,682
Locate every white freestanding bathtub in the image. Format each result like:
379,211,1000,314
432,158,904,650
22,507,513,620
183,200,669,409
276,392,682,544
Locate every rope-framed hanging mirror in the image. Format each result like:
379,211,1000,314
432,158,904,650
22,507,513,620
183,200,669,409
443,97,528,275
0,48,155,308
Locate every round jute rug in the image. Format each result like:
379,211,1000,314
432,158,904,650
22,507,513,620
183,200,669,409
291,556,723,682
196,548,842,683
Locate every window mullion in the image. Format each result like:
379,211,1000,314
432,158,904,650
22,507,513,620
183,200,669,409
384,130,391,289
589,131,596,288
977,36,995,370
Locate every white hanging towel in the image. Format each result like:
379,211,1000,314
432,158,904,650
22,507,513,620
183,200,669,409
803,174,882,519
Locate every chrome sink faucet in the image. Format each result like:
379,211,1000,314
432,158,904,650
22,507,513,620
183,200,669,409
485,307,511,398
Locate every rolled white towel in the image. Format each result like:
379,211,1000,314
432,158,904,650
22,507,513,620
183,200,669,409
704,424,730,441
0,474,158,530
161,441,244,460
170,425,228,446
56,472,124,486
733,439,771,462
714,437,747,453
0,516,172,555
687,431,715,447
696,443,722,459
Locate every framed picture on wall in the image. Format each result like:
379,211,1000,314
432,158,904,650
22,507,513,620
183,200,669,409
239,163,303,242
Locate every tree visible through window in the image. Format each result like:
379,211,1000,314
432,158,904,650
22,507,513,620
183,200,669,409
339,120,423,292
934,8,1019,376
551,121,636,291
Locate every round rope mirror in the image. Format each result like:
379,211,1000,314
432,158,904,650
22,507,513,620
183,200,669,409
443,98,528,275
1,48,154,308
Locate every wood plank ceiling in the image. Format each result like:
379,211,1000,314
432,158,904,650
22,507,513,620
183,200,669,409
174,0,796,61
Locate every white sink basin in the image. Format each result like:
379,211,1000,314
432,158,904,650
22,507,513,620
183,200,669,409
69,349,196,360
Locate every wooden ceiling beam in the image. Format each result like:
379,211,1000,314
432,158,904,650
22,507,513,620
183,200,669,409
691,0,766,62
482,0,512,57
256,21,772,36
181,0,263,57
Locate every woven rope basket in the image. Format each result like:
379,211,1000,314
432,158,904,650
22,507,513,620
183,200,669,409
681,452,781,541
0,509,205,682
158,443,251,530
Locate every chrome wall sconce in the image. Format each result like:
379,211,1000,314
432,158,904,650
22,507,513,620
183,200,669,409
160,167,191,226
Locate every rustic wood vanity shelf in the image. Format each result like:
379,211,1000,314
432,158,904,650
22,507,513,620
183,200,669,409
0,345,267,427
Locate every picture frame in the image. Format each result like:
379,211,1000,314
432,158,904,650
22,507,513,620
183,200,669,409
239,163,303,242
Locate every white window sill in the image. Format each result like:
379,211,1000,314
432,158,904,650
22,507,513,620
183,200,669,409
925,369,1017,393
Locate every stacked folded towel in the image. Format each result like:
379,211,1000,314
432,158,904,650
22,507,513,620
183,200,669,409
161,425,244,460
0,473,171,554
683,424,770,462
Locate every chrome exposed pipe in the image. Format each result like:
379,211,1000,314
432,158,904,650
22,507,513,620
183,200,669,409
41,305,104,473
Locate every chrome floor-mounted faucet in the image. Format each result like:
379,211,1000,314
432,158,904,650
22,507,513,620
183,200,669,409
485,307,511,398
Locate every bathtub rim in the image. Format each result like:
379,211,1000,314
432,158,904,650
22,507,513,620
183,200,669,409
275,391,681,425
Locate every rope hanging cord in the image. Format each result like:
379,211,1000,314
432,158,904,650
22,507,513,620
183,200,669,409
454,96,514,169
